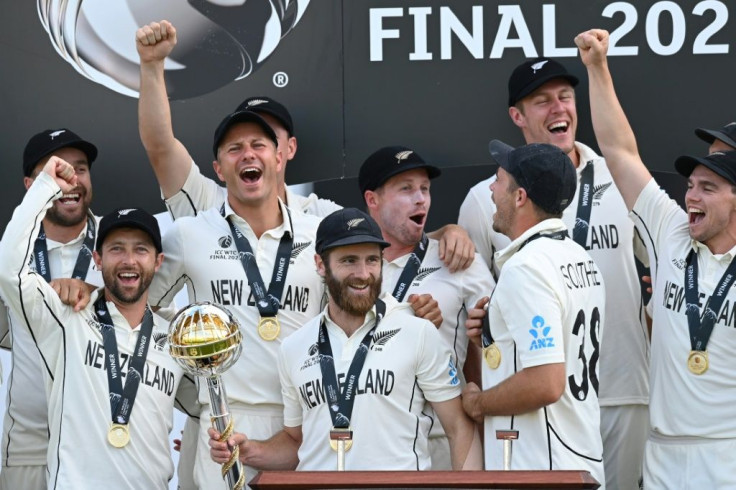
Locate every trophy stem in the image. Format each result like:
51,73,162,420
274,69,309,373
207,376,246,490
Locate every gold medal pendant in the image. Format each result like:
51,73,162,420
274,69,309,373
258,317,280,341
108,423,130,448
329,428,353,452
483,343,501,369
687,350,709,375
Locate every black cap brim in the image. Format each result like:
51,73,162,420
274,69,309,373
674,154,736,184
488,140,515,169
510,74,579,107
318,235,390,254
376,164,442,189
213,111,279,156
97,220,162,254
695,128,736,149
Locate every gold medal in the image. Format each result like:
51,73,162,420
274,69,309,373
687,350,709,375
107,423,130,448
258,317,280,341
483,343,501,369
329,428,353,452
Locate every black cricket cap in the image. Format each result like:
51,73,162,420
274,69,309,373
489,140,577,215
316,208,390,254
23,129,98,177
695,122,736,150
212,110,279,157
675,151,736,185
508,58,579,107
235,96,294,136
96,208,162,254
358,146,441,195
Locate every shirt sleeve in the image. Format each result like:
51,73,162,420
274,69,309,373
415,320,463,403
279,342,303,428
458,182,495,270
148,221,188,308
461,253,495,309
494,260,566,369
164,161,227,220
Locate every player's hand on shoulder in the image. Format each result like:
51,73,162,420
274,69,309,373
209,427,248,465
436,224,475,273
43,156,78,193
465,297,489,347
136,20,177,63
408,293,443,328
49,278,94,312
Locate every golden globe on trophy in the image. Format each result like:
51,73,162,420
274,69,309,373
168,302,245,490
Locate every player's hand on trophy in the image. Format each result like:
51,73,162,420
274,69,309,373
49,278,95,312
465,297,490,347
209,427,248,465
574,29,609,67
461,382,484,424
434,224,475,272
408,293,443,328
136,20,177,63
43,156,78,192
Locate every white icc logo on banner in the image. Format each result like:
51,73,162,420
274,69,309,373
38,0,311,99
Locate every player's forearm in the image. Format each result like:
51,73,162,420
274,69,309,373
474,363,565,416
447,418,483,470
241,429,300,471
586,56,651,210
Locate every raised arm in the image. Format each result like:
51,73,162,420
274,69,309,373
137,20,195,199
575,29,653,211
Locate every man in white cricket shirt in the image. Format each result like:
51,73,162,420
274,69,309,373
462,141,606,486
0,156,196,489
0,129,102,490
576,28,736,488
458,57,648,489
358,146,494,469
146,105,325,489
209,208,483,471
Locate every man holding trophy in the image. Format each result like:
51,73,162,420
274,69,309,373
0,156,197,488
146,107,326,488
209,208,483,471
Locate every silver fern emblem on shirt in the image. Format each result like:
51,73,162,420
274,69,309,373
291,241,311,260
592,182,612,205
395,150,413,163
414,267,441,282
531,60,548,73
347,218,365,229
371,329,400,350
153,332,168,351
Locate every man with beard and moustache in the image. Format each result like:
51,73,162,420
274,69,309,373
0,156,197,489
0,129,103,490
576,28,736,487
462,142,606,486
458,57,650,489
358,146,493,470
208,208,482,471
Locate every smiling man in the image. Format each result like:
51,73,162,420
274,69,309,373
0,129,103,490
458,58,650,489
146,109,325,490
359,146,493,469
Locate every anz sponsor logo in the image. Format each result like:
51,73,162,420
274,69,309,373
84,340,176,396
447,358,459,386
299,370,396,410
662,280,736,328
210,279,310,311
529,315,555,350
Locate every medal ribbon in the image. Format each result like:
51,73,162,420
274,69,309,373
34,214,96,282
684,250,736,351
572,161,595,247
482,231,567,347
94,295,154,425
222,206,294,317
318,300,386,429
390,233,429,302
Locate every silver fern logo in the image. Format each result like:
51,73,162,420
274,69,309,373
246,99,269,108
531,60,549,73
38,0,312,99
347,218,365,230
370,329,400,351
117,209,136,217
49,130,66,140
395,150,413,163
291,241,311,260
592,182,612,205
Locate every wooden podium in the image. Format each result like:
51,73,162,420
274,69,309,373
249,470,600,489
